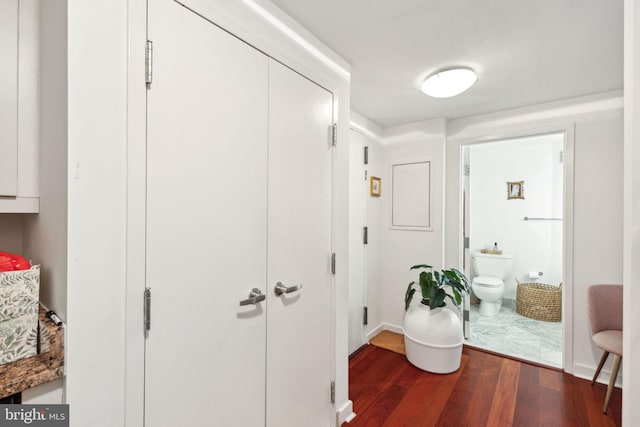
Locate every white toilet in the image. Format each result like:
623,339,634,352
471,251,514,316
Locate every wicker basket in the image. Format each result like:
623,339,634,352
516,281,562,322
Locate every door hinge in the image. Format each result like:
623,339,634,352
144,287,151,335
364,146,369,164
464,237,470,249
331,124,337,146
363,306,368,326
363,226,368,245
145,40,153,85
331,252,336,275
330,381,336,404
464,164,470,176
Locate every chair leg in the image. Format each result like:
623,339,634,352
592,351,610,385
603,354,622,413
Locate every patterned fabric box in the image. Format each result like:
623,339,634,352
0,265,40,364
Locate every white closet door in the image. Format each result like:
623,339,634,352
266,60,334,427
145,1,268,426
348,129,367,354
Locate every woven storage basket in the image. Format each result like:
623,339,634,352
516,281,562,322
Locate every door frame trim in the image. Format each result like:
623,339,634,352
124,0,148,425
346,127,368,355
454,124,575,371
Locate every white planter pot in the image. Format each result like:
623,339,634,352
403,302,464,374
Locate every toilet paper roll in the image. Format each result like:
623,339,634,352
528,271,542,279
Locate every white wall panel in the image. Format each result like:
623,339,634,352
67,0,128,425
572,119,623,380
624,1,640,423
390,161,431,230
381,120,446,329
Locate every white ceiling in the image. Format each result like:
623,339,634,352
270,0,623,128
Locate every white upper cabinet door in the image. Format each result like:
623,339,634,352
145,0,268,426
266,59,334,427
0,0,19,197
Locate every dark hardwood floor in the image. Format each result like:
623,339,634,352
344,345,621,427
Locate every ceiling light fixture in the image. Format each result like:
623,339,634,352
421,67,478,98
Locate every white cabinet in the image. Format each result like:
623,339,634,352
0,0,39,213
0,0,19,198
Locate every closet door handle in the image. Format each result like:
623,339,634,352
239,288,266,306
274,282,302,296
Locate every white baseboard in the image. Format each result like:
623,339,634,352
337,400,355,425
365,325,623,394
366,323,385,340
572,362,623,388
366,322,403,341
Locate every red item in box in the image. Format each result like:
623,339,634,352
0,251,31,272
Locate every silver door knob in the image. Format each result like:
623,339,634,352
239,288,266,306
274,281,302,296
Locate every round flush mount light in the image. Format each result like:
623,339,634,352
421,67,478,98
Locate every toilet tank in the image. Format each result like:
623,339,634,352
471,251,514,280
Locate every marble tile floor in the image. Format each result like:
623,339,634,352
466,299,563,368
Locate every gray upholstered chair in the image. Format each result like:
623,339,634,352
587,284,623,413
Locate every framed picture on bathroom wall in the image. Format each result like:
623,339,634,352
507,181,524,199
370,176,381,197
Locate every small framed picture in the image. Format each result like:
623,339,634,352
507,181,524,199
370,176,381,197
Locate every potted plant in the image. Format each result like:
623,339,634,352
402,264,470,374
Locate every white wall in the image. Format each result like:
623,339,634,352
468,134,564,299
67,0,129,425
21,378,64,404
381,119,447,329
624,1,640,424
572,118,624,381
445,92,624,381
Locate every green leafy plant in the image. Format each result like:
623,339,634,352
404,264,470,311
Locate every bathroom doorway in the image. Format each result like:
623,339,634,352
462,132,566,368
